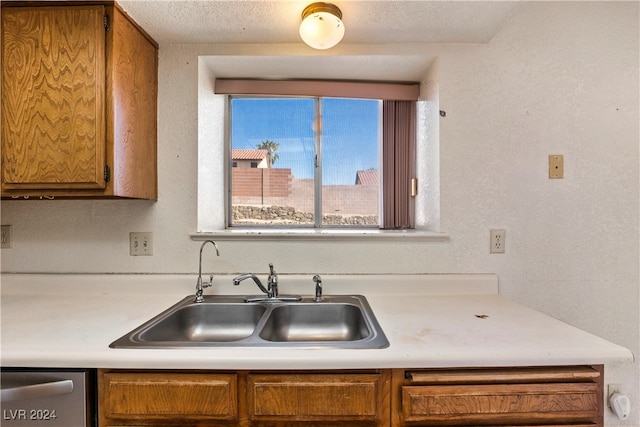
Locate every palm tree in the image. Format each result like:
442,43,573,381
257,140,280,166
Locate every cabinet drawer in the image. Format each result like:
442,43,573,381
101,372,237,421
248,373,384,421
395,366,603,426
402,382,599,425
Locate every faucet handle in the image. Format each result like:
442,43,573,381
268,264,278,286
267,263,278,297
199,274,213,289
313,275,323,302
195,275,214,303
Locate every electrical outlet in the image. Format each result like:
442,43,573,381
130,232,153,256
490,229,505,253
608,384,622,400
1,225,12,249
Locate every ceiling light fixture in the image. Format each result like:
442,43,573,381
299,2,345,50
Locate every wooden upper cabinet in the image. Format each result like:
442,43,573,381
1,2,158,199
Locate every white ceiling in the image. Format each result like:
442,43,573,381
115,1,521,82
117,1,520,45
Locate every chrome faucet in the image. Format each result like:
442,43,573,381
233,263,301,302
232,273,270,296
195,240,220,303
233,263,277,298
313,275,323,302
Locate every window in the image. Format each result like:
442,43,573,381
229,96,381,228
197,77,439,236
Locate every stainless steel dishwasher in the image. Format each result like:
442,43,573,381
0,369,95,426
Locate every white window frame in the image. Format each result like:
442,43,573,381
194,58,445,241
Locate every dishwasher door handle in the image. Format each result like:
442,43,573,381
0,379,74,402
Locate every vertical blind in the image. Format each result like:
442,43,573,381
382,100,416,229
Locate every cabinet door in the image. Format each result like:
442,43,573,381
247,372,389,425
1,6,106,191
99,371,238,425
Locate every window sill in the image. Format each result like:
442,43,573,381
190,229,449,242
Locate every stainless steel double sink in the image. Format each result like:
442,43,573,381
110,295,389,349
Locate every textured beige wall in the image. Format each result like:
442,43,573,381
1,3,637,424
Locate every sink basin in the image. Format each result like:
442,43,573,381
137,303,266,342
110,295,389,349
259,303,369,342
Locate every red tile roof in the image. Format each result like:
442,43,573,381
232,149,269,160
356,169,378,186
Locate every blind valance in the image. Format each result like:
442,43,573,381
215,79,420,101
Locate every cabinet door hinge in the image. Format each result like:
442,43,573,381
104,165,111,182
104,14,110,31
411,178,418,197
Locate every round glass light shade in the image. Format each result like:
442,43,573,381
299,3,345,50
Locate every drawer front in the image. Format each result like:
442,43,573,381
102,372,237,420
248,373,382,421
402,382,599,425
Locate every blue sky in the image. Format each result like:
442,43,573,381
231,97,380,185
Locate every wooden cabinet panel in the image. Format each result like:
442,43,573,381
107,5,157,199
392,366,603,426
247,373,387,422
99,371,237,425
404,366,601,385
1,1,157,199
402,383,599,425
1,6,106,190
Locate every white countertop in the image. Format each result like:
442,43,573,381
0,274,633,370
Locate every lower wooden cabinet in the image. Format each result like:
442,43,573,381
99,371,238,426
247,372,389,424
391,366,603,426
98,369,390,426
98,366,603,427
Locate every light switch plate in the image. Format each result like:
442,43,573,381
1,225,11,249
130,232,153,256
